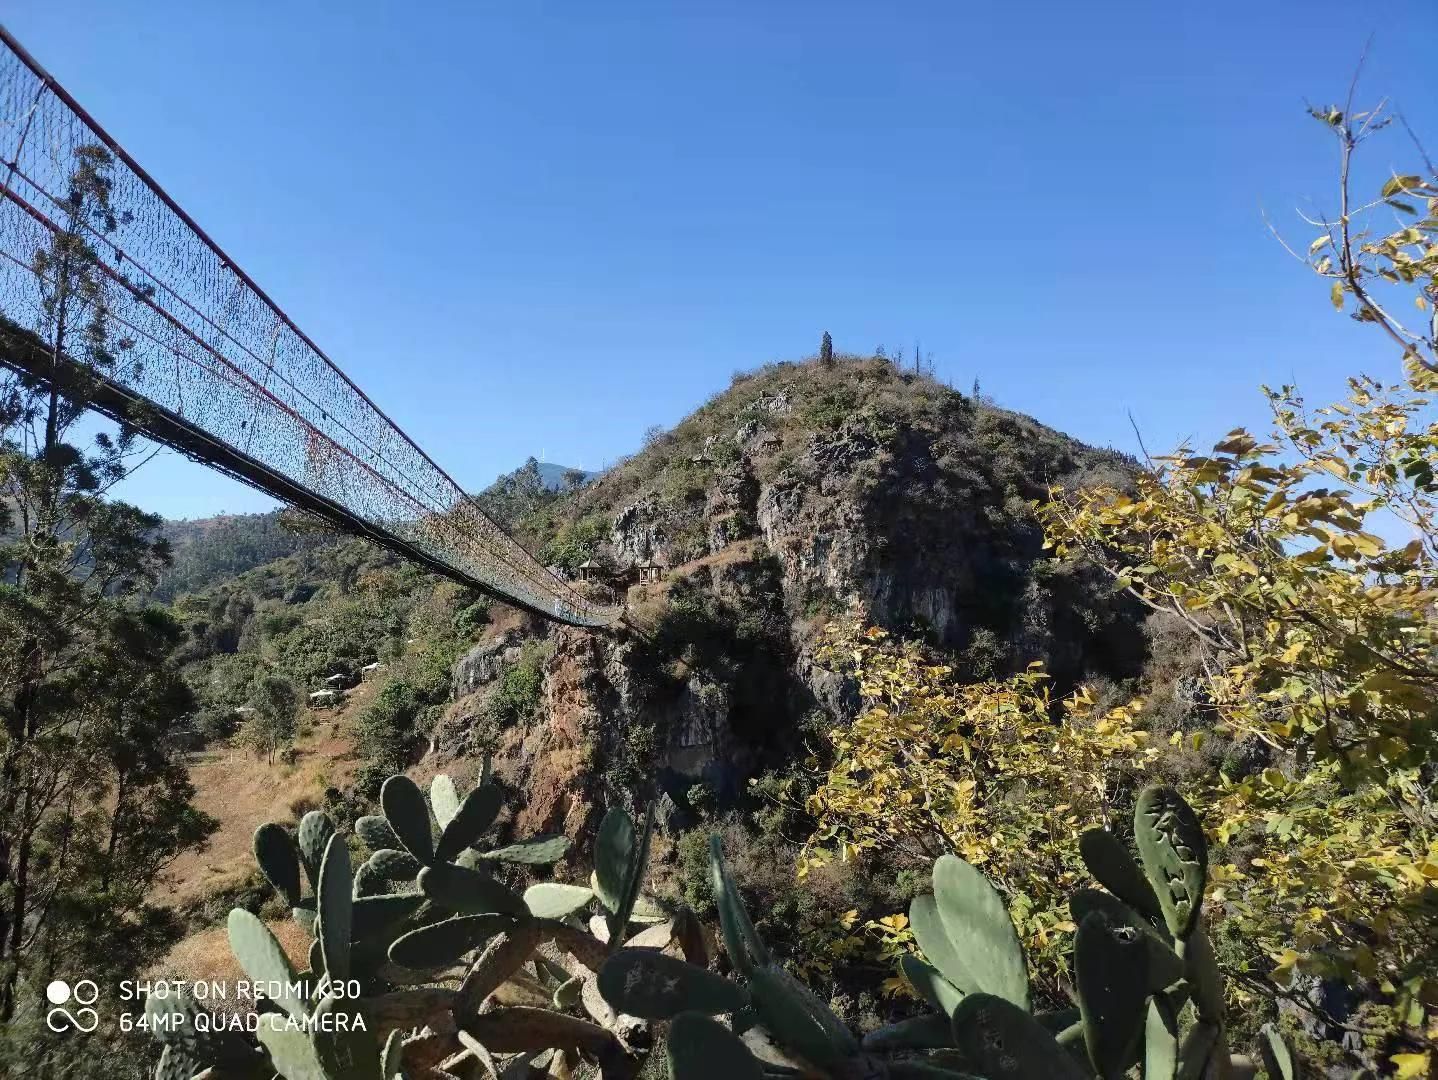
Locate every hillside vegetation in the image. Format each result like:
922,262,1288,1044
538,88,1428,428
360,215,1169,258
150,325,1438,1076
133,355,1161,1063
3,98,1435,1080
155,510,338,601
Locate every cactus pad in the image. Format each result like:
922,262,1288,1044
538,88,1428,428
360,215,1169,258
900,954,965,1017
1069,888,1183,992
227,909,306,1019
252,823,303,907
1079,827,1164,922
597,949,749,1019
708,836,771,977
1183,924,1225,1023
523,882,595,920
749,964,858,1068
1074,910,1149,1078
362,847,423,882
928,854,1029,1010
667,1011,764,1080
1134,786,1208,941
255,1012,331,1080
861,1013,956,1052
434,782,502,863
297,810,335,888
1176,1021,1219,1078
951,993,1089,1080
1144,997,1179,1080
483,834,572,865
380,1030,403,1078
1259,1023,1297,1080
317,833,353,984
594,806,636,912
606,802,655,947
417,862,528,918
355,814,400,851
388,913,515,970
351,892,426,939
380,774,434,865
429,773,462,830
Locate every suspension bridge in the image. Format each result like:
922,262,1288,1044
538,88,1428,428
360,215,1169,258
0,27,621,629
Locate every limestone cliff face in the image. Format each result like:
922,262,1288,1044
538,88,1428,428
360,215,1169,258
440,554,786,838
452,630,526,698
435,359,1141,841
609,501,671,568
439,628,629,840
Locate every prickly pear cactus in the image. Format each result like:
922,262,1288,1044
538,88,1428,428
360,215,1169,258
635,786,1298,1080
1133,786,1208,942
145,770,664,1080
600,837,879,1079
909,853,1030,1011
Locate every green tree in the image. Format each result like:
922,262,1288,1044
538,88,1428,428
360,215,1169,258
477,456,559,528
820,330,834,365
1041,102,1438,1069
0,144,215,1062
243,673,299,764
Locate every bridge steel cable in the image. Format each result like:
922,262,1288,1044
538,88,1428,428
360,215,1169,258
0,26,619,629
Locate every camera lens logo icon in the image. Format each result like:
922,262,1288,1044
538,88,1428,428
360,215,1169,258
45,979,99,1033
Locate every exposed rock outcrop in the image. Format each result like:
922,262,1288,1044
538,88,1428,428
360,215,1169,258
610,501,669,567
452,629,525,697
433,359,1142,845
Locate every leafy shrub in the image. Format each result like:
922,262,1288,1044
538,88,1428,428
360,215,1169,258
540,511,610,573
451,597,491,636
803,620,1156,1001
489,642,549,726
354,679,423,791
603,787,1299,1080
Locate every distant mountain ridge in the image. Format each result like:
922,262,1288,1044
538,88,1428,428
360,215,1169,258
153,460,592,599
155,510,335,601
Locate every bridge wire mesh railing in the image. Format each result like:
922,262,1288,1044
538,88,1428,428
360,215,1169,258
0,26,617,628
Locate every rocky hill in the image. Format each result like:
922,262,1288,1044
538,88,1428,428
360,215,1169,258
435,356,1144,845
147,351,1153,1038
166,357,1147,806
160,353,1144,893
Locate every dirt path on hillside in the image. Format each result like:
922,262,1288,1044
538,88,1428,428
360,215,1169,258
154,682,373,908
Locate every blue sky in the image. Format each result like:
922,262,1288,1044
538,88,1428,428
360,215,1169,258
5,1,1436,519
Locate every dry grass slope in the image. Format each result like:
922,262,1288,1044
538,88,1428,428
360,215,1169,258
153,683,372,912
